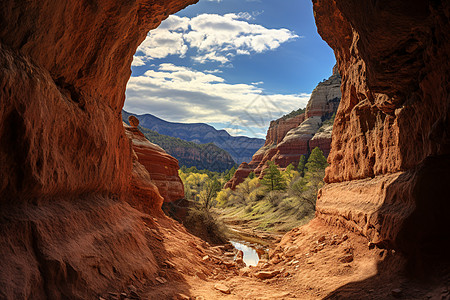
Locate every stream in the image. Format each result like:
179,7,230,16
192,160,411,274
224,222,279,267
230,241,261,266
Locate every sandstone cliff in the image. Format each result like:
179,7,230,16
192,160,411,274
225,70,341,189
313,0,450,271
0,1,207,298
1,0,449,297
124,120,184,203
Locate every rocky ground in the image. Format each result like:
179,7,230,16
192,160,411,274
99,218,450,300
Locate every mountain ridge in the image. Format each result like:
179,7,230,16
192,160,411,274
122,110,265,164
123,115,236,172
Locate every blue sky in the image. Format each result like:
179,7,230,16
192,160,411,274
124,0,335,138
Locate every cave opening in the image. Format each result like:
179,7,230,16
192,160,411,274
122,0,338,256
1,0,449,298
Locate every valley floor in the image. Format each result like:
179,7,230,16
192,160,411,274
105,218,450,300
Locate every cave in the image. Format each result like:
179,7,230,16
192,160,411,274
0,0,449,299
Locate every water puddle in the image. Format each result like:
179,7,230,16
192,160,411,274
230,240,262,267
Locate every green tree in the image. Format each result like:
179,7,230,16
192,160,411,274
260,161,286,191
224,166,237,182
200,178,222,209
305,147,328,173
304,147,328,201
297,155,307,177
248,172,255,179
283,163,298,184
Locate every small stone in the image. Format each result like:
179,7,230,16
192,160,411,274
318,235,326,243
214,283,231,294
368,289,374,293
128,115,139,127
342,234,349,241
120,292,128,299
222,261,235,268
239,266,251,277
215,274,226,280
391,288,402,298
177,294,190,300
155,277,167,284
99,297,106,300
195,296,205,300
340,254,354,263
202,255,209,261
255,270,280,280
196,271,207,280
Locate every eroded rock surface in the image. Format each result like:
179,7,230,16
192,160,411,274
125,122,184,204
225,70,341,189
313,0,450,268
0,0,198,298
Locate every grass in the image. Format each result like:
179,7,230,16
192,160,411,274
215,196,314,234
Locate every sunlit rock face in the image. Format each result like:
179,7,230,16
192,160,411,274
225,70,341,190
0,0,198,298
124,122,184,204
313,0,450,268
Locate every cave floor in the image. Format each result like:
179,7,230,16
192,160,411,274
120,219,449,300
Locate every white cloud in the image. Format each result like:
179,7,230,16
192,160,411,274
134,13,299,65
131,56,146,67
125,63,310,135
223,127,246,136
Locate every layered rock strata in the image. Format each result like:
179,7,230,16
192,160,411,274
225,70,341,189
313,0,450,268
0,0,199,298
125,120,184,203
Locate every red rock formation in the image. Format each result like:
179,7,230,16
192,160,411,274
224,162,254,190
124,122,184,203
225,71,341,190
0,0,201,298
313,0,450,268
309,123,333,157
265,114,305,146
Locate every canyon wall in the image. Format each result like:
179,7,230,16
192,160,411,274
0,0,201,298
124,120,184,204
313,0,450,267
225,70,341,190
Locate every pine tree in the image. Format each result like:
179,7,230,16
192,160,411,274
224,166,237,182
297,155,307,177
261,161,286,191
305,147,328,173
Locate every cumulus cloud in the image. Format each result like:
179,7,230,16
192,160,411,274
125,64,310,137
134,13,299,66
222,127,246,136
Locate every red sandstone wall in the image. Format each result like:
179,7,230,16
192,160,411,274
125,124,184,203
313,0,450,263
0,1,198,298
225,71,340,190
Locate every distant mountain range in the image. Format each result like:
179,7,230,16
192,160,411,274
122,110,265,164
123,115,236,172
